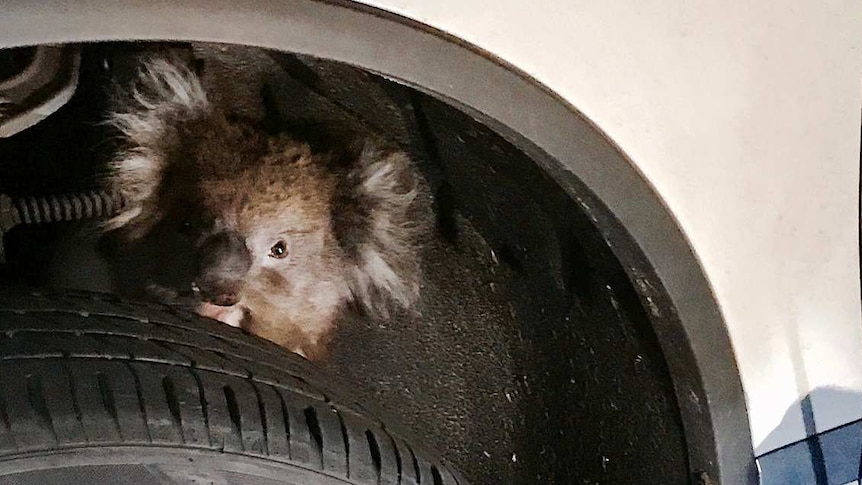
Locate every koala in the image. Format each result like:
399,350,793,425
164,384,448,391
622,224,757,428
102,56,429,359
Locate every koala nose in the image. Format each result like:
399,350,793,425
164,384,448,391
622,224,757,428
195,231,251,307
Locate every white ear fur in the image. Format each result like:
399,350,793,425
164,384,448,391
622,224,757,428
347,144,425,316
105,57,210,232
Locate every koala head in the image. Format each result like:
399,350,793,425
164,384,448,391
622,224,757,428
103,56,427,355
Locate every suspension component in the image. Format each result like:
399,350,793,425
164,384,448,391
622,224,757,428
0,190,125,263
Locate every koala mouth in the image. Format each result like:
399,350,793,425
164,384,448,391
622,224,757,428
146,283,246,328
190,281,240,307
197,302,246,328
188,281,247,328
202,293,240,307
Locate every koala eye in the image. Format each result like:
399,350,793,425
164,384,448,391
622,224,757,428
269,240,289,259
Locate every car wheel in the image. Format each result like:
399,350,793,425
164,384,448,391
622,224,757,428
0,287,465,485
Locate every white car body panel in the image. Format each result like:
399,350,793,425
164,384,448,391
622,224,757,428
356,0,862,454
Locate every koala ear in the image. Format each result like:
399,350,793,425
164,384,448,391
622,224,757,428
334,140,428,316
109,55,209,147
104,55,210,233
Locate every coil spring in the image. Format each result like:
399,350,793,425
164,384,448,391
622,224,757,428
11,190,125,225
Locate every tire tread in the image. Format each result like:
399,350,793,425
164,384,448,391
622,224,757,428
0,289,467,484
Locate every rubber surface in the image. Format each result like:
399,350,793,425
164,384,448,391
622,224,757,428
0,287,466,484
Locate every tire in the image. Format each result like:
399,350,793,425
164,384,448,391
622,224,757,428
0,287,466,485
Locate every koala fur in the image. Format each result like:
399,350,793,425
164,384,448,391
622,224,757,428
103,56,429,359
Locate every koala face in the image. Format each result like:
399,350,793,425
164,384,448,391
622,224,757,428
105,56,427,358
110,131,358,358
194,153,353,342
121,137,354,345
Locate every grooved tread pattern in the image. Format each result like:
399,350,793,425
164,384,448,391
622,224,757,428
0,288,466,484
